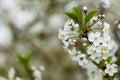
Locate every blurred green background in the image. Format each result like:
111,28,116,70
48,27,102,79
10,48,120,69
0,0,120,80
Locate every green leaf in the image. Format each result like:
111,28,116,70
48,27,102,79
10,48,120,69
65,12,78,23
18,52,33,67
108,75,114,80
26,51,33,62
18,55,27,67
85,10,97,23
72,7,83,24
106,56,112,63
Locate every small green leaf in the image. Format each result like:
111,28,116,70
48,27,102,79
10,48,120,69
18,56,27,67
72,7,83,24
85,10,97,23
26,51,33,62
108,75,114,80
65,12,78,23
18,52,33,67
106,56,112,63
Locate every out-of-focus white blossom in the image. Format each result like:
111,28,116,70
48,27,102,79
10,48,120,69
64,1,79,11
39,65,45,71
33,69,42,80
0,77,7,80
10,10,36,30
8,67,15,80
0,23,13,47
0,0,18,11
31,66,43,80
118,24,120,29
15,77,21,80
28,22,45,36
48,14,64,29
99,0,110,8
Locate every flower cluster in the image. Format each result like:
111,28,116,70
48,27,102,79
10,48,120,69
58,6,118,80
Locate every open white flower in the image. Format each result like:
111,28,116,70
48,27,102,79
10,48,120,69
88,32,102,46
76,54,88,67
105,63,117,76
87,45,101,60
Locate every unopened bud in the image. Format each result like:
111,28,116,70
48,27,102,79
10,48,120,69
98,15,102,19
101,14,105,18
83,6,87,14
83,6,87,11
83,43,87,47
73,39,77,42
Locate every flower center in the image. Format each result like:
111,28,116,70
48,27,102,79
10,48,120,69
94,36,98,40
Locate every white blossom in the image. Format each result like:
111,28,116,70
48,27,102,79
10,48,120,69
105,63,117,76
8,67,15,80
88,32,102,46
76,54,88,67
87,45,101,60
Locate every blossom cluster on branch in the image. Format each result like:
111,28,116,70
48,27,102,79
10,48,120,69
58,6,118,80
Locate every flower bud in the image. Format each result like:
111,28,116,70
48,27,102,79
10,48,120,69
98,15,102,19
83,43,87,47
101,14,105,18
83,6,87,14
